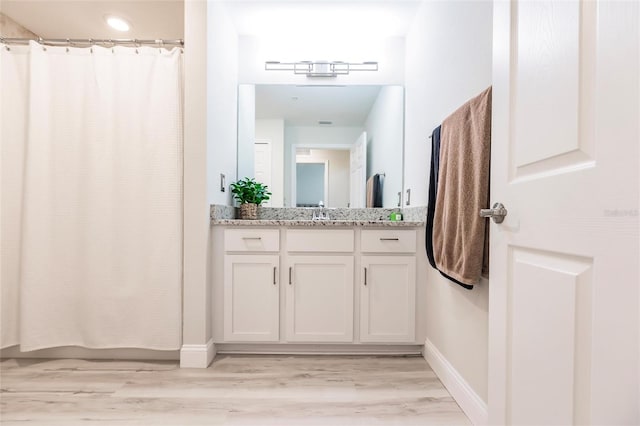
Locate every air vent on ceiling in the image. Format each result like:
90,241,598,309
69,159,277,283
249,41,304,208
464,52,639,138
295,85,347,88
318,120,333,125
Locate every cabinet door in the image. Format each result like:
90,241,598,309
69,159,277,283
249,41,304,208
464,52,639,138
286,256,354,342
224,255,279,342
360,256,416,343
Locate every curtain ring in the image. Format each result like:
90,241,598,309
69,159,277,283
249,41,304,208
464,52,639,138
135,39,139,54
5,45,10,52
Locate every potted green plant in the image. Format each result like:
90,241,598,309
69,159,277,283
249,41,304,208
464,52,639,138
230,177,272,219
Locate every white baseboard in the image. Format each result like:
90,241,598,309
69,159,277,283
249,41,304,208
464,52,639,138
423,339,488,426
0,345,179,361
216,343,423,356
180,338,215,368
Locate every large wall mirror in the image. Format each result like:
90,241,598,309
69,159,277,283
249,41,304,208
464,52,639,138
237,84,404,208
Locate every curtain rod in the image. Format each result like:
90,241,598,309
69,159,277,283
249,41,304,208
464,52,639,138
0,37,184,47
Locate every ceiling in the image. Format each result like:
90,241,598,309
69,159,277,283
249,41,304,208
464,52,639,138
255,84,383,127
0,1,420,41
0,1,184,40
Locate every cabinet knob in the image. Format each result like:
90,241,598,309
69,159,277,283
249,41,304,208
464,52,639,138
289,267,292,285
273,266,277,285
364,267,367,286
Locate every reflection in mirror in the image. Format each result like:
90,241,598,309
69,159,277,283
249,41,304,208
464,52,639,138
237,84,404,208
296,160,328,207
295,148,348,207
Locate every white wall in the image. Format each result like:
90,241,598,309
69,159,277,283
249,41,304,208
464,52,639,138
404,0,493,403
404,2,493,207
182,0,213,367
364,86,404,208
284,126,362,207
297,149,350,208
0,12,38,37
181,0,240,367
255,119,284,207
207,3,239,204
238,36,405,86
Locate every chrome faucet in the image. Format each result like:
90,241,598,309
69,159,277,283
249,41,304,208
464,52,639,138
312,207,330,220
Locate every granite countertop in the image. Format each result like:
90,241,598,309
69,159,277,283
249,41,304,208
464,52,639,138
209,205,428,227
211,219,424,227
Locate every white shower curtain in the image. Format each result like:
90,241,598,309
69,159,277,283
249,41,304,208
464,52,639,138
1,42,183,351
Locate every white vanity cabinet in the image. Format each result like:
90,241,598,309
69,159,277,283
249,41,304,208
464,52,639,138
359,230,417,343
223,229,280,342
216,224,421,349
286,255,354,342
285,229,355,342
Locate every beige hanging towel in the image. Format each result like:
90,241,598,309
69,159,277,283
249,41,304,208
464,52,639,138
366,175,375,207
433,86,492,286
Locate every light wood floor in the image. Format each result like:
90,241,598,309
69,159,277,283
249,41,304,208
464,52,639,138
0,355,470,425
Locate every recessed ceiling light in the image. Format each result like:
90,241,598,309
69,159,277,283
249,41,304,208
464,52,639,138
106,16,130,32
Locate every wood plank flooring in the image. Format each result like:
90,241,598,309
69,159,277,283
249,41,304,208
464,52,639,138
0,355,470,425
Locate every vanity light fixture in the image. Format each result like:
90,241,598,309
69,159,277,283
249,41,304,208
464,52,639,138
265,60,378,77
105,15,131,32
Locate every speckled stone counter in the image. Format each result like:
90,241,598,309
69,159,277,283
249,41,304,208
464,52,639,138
211,219,423,227
210,205,427,227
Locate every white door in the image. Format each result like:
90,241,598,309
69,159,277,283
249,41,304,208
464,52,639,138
360,256,416,343
489,1,639,425
224,255,279,342
350,131,367,208
254,139,272,206
286,255,354,342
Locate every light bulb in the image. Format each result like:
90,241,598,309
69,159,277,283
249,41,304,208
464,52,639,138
106,16,130,32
